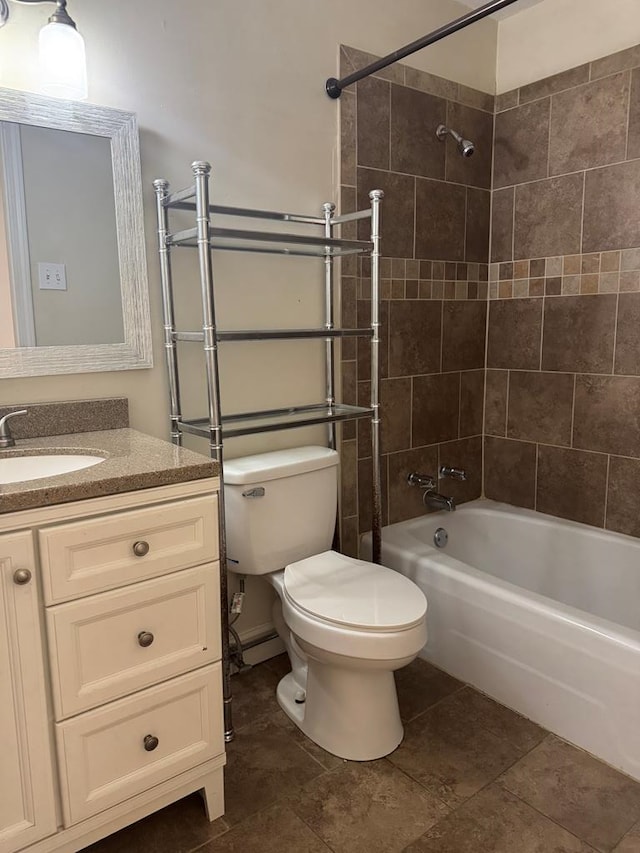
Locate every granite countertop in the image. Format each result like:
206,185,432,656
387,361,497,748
0,428,219,514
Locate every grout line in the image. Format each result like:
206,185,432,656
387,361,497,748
463,186,468,267
389,366,640,381
546,95,553,179
504,370,510,437
579,170,586,257
353,85,358,189
363,163,495,192
482,106,496,499
410,376,414,448
603,453,611,529
511,185,516,268
413,176,417,260
503,783,603,852
445,99,451,185
492,150,640,196
383,452,390,526
439,300,444,374
387,81,392,172
486,433,636,463
397,682,467,728
624,70,632,161
538,295,545,371
533,442,539,510
612,291,621,375
342,62,495,115
570,374,577,448
503,60,639,111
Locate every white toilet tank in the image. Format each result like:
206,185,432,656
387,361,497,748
223,446,340,575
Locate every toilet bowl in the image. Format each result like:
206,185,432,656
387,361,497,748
223,446,428,761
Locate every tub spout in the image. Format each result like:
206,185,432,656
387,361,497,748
423,491,456,512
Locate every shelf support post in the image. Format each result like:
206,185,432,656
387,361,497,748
323,202,337,451
192,160,234,743
153,178,183,446
369,190,384,564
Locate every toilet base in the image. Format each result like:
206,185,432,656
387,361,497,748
276,661,404,761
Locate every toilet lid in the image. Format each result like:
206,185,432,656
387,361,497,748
283,550,427,631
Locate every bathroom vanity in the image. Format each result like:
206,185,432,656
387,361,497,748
0,418,224,853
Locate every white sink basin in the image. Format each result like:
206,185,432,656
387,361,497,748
0,454,105,485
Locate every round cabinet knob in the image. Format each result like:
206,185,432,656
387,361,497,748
13,568,32,585
143,734,159,752
132,540,150,558
137,631,154,648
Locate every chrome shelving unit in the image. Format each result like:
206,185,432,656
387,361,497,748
153,161,383,744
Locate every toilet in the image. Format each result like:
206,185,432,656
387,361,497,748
223,445,427,761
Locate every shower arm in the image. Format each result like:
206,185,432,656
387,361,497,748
326,0,521,99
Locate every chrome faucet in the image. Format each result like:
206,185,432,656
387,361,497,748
407,471,437,490
407,470,457,512
423,492,456,512
439,465,467,481
0,410,27,448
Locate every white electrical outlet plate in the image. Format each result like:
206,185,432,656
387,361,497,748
38,262,67,291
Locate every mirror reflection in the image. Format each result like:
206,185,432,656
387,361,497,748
0,122,123,349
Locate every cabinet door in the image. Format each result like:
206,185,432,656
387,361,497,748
0,532,57,853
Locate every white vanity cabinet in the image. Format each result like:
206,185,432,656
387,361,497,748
0,478,224,853
0,532,57,853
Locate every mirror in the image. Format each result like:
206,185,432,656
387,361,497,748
0,87,152,376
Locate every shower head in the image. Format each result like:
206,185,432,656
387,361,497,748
436,124,475,158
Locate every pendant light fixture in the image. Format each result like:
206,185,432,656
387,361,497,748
0,0,88,101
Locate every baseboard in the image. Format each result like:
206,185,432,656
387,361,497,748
237,621,285,666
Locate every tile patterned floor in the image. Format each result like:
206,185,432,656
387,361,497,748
84,656,640,853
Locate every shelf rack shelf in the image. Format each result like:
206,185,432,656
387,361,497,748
153,160,383,746
166,225,372,257
176,403,375,440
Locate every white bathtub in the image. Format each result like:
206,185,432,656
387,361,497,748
369,499,640,781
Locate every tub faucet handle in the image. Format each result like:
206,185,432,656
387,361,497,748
439,465,467,481
407,472,437,490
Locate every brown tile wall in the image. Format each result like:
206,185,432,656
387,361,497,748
338,46,493,555
487,44,640,537
339,42,640,550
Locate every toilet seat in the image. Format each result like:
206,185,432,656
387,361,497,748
284,550,426,631
278,551,427,662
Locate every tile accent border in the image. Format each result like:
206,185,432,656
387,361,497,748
488,250,640,298
354,256,489,301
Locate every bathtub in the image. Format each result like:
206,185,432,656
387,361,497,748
365,499,640,781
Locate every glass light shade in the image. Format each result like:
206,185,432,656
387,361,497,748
39,20,88,100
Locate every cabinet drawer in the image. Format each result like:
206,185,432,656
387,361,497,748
46,564,221,719
55,664,224,826
39,495,218,604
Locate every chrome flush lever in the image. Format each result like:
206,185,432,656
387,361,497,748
242,487,265,498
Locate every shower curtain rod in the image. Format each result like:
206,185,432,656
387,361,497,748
326,0,521,98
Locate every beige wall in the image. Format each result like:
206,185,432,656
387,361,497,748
497,0,640,92
0,0,497,430
0,0,496,655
